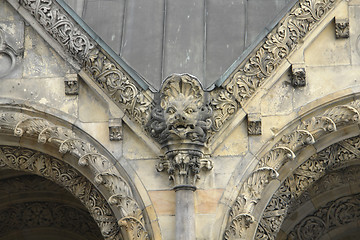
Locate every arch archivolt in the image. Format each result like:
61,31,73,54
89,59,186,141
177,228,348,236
223,97,360,239
0,106,151,240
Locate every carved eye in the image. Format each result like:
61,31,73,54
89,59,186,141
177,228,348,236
185,108,194,114
166,107,176,115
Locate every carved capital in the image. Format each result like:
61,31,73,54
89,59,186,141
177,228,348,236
157,150,213,187
291,65,306,87
335,18,349,39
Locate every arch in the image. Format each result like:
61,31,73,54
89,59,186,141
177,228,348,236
0,100,153,240
0,145,120,239
222,95,360,239
0,170,103,240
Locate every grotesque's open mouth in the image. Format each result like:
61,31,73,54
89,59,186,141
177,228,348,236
169,123,195,132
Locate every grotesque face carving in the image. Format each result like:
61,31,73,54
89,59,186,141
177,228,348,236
145,74,212,144
164,93,201,139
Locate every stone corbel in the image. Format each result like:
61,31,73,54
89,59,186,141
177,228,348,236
335,18,349,39
109,118,122,141
247,114,261,135
291,64,306,87
64,74,79,95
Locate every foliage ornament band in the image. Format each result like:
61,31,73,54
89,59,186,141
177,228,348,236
16,0,338,145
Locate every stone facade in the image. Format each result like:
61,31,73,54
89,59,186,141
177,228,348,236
1,0,360,239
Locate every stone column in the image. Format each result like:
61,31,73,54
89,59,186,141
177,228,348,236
175,186,196,240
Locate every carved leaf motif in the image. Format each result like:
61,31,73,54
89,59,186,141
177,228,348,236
21,0,94,63
85,49,152,125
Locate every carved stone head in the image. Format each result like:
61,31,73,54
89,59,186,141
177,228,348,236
147,74,212,146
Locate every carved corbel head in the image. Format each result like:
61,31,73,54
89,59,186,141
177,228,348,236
147,74,212,149
147,74,214,188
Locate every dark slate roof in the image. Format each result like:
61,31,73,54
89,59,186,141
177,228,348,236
63,0,295,90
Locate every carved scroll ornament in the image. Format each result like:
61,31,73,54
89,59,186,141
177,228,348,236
225,100,360,239
0,111,150,239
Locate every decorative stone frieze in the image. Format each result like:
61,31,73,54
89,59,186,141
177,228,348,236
15,0,337,145
84,48,153,125
291,65,306,87
147,74,213,187
109,118,122,141
209,0,335,139
247,114,262,135
64,74,79,95
335,18,349,38
0,26,23,78
20,0,95,64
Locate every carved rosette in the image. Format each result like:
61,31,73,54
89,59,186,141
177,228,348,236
147,74,213,187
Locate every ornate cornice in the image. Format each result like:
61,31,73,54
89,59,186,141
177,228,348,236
11,0,339,147
0,111,150,239
225,100,360,239
209,0,336,139
18,0,153,126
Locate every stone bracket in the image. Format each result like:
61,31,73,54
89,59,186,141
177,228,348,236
64,74,79,95
109,118,122,141
291,65,306,88
335,18,349,39
247,114,262,135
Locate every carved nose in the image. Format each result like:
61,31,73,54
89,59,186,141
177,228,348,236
175,114,185,121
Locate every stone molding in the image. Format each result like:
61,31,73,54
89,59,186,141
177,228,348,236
11,0,339,147
224,100,360,239
0,110,150,240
